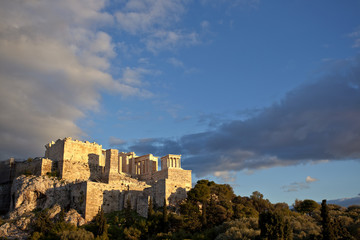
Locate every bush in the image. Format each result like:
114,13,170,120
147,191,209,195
59,228,94,240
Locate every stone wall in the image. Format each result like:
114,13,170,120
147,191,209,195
0,159,13,184
165,168,192,207
0,185,11,214
59,138,105,181
104,149,119,183
40,158,53,176
45,139,64,162
0,183,11,214
84,178,152,221
14,158,43,177
138,168,191,207
70,182,87,215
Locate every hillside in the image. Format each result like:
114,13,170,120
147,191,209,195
1,179,359,240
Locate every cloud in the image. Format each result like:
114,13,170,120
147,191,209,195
213,171,237,182
115,0,186,34
306,176,318,183
282,176,318,192
109,137,127,147
349,26,360,48
129,55,360,177
282,182,310,192
114,0,199,53
0,1,151,159
145,30,199,53
201,0,260,9
168,58,184,68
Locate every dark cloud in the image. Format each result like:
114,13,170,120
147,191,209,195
129,56,360,177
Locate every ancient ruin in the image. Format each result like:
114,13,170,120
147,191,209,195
0,137,192,221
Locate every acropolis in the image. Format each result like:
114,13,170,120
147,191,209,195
0,137,192,221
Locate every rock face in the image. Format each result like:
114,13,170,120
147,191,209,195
65,209,86,226
0,202,86,239
0,222,30,240
9,175,72,219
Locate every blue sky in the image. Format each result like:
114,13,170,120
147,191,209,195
1,0,359,205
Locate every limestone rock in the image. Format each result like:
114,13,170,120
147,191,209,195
65,209,86,226
15,214,33,231
10,175,71,219
48,204,62,219
0,222,29,240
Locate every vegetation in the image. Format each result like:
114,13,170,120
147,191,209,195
46,171,60,178
7,179,358,240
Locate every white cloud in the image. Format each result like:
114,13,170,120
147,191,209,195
145,30,199,52
214,171,237,182
282,176,319,192
115,0,186,34
306,176,318,183
168,58,184,68
114,0,199,53
201,21,210,29
0,0,152,159
349,26,360,48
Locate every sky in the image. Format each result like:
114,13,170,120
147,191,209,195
0,0,360,205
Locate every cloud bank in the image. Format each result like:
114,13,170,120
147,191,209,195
0,1,153,159
129,56,360,176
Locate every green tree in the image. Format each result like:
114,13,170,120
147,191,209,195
294,199,319,215
321,199,335,240
148,197,154,218
94,207,108,238
259,211,292,240
125,197,134,227
187,181,210,203
163,197,168,231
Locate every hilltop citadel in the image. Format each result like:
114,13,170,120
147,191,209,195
0,137,192,221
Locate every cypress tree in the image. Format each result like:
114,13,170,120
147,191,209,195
201,202,207,227
125,196,133,227
321,199,335,240
148,197,154,218
95,207,108,237
163,197,168,223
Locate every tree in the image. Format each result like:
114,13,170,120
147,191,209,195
163,197,168,231
125,197,134,227
259,211,292,240
187,182,210,203
321,199,335,240
148,197,154,218
294,199,319,215
94,207,108,238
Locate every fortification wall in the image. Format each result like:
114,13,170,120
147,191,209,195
45,139,64,162
139,168,191,207
165,168,191,207
14,159,43,177
84,178,151,221
59,138,105,181
0,160,13,184
40,158,53,175
104,149,119,183
0,183,11,214
63,138,104,165
70,182,87,215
